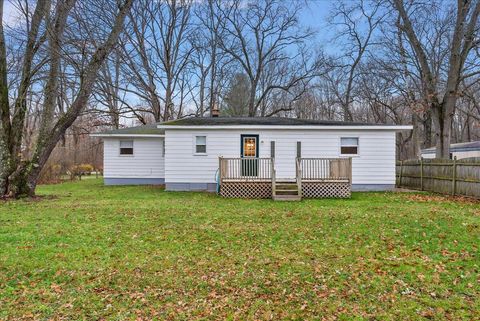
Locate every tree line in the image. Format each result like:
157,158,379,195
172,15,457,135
0,0,479,197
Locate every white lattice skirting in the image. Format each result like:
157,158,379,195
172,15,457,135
220,182,272,198
302,182,351,198
220,181,351,199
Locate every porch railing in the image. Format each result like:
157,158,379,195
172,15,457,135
219,157,273,181
219,157,352,183
298,157,352,182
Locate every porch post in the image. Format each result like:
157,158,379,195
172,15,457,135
271,157,276,198
348,157,353,184
218,157,223,186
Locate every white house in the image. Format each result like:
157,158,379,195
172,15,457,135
92,117,411,199
421,141,480,160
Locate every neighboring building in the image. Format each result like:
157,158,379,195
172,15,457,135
421,141,480,159
92,117,411,199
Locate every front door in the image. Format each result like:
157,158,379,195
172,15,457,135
240,134,259,177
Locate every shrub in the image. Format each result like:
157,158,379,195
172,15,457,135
69,164,94,180
78,164,94,174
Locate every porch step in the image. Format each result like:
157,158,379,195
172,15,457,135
273,195,302,201
275,190,298,195
273,181,300,201
276,184,298,191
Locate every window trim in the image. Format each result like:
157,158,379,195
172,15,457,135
193,135,207,155
339,137,359,157
119,139,134,156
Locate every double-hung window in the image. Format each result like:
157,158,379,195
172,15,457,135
120,140,134,155
195,136,207,154
340,137,359,155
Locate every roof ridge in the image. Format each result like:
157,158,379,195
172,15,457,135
161,116,394,126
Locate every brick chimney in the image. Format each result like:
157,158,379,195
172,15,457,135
211,104,220,117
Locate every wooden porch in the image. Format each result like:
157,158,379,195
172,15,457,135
218,157,352,200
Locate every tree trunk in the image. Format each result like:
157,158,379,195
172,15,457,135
466,114,471,141
247,80,256,117
0,0,12,196
411,113,422,158
199,73,205,116
423,109,432,148
151,93,162,122
342,102,353,122
432,103,453,159
5,163,33,197
164,78,173,120
0,139,11,196
208,47,217,117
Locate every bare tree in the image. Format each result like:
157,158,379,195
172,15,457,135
120,0,193,122
392,0,480,158
191,0,226,116
93,47,127,129
217,0,317,117
324,0,383,121
0,0,133,197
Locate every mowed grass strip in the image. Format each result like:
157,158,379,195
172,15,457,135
0,179,479,320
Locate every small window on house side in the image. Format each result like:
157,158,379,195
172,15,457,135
120,140,134,155
195,136,207,154
340,137,359,155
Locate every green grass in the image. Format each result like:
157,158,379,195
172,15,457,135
0,179,479,320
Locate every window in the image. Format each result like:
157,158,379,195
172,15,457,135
120,140,134,155
243,137,257,157
195,136,207,154
340,137,359,155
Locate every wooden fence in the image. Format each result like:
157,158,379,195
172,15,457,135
396,158,480,198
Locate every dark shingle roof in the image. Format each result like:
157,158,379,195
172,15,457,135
94,116,406,136
162,117,388,126
96,123,164,135
422,141,480,154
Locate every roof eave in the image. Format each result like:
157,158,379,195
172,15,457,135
157,124,413,131
90,133,165,138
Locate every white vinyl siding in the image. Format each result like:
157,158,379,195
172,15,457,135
164,129,396,185
104,137,165,178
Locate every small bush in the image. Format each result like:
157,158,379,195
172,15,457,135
69,164,94,180
78,164,94,174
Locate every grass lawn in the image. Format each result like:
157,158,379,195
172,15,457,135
0,179,479,320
